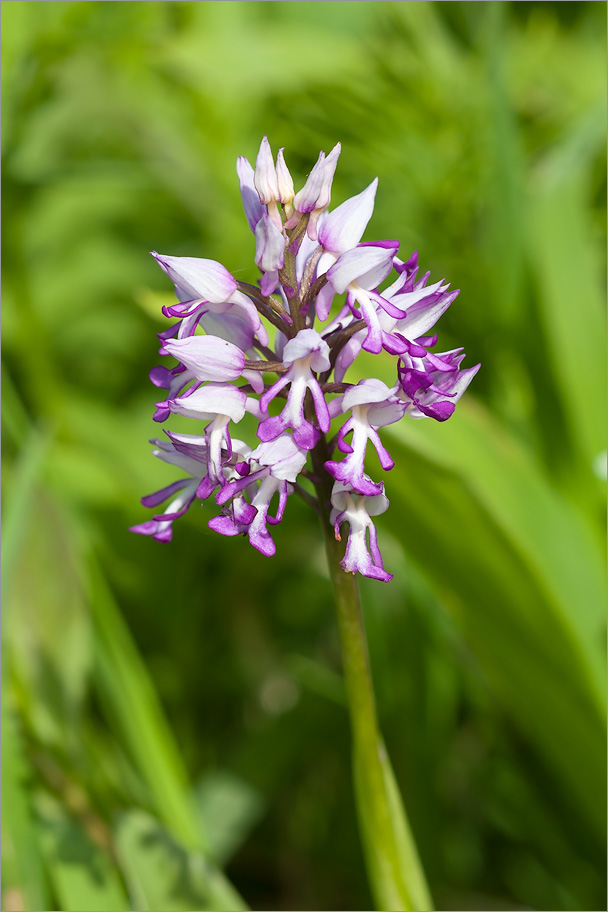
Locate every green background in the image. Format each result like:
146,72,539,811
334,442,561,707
2,2,606,910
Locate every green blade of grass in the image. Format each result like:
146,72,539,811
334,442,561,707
116,808,246,912
36,792,129,912
88,561,247,911
385,404,606,841
1,424,53,610
1,689,51,912
529,105,607,477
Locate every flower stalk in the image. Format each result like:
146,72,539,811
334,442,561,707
312,441,433,912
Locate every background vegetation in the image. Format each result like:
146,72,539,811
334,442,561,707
2,2,606,910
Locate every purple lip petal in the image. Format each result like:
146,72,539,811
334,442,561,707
141,479,191,508
153,405,171,423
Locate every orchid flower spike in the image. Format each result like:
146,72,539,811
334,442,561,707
133,139,479,582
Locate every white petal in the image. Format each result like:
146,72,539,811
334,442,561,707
162,335,244,382
396,291,457,339
254,136,279,204
152,253,236,304
255,213,285,272
318,179,378,255
282,328,330,371
293,151,326,213
250,434,308,482
199,310,254,352
171,383,247,422
342,378,394,410
276,148,295,204
327,244,392,295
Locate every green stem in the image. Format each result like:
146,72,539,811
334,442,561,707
311,441,433,912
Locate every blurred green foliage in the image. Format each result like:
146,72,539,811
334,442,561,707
2,2,606,910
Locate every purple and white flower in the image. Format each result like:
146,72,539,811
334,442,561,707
152,252,268,347
215,435,307,556
130,434,210,543
326,379,405,496
258,329,331,450
168,383,248,496
134,139,479,581
331,481,393,582
397,348,480,421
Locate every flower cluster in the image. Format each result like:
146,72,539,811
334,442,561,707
132,138,479,581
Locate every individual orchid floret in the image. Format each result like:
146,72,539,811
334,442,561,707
320,241,403,352
292,143,341,240
313,177,380,318
150,326,254,421
325,379,405,496
329,258,462,381
150,334,246,422
308,179,378,322
152,252,268,346
397,349,481,422
258,329,331,450
215,435,307,556
379,267,459,348
130,435,210,542
330,481,392,582
168,383,248,496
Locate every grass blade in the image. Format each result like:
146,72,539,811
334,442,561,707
89,561,247,911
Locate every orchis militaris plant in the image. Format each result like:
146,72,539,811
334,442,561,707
133,138,479,577
133,137,478,912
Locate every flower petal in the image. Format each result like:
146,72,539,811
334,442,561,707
152,253,237,304
161,335,245,382
254,136,279,204
255,213,285,272
342,379,394,410
170,383,247,422
327,243,394,295
282,329,331,372
199,310,255,352
237,156,265,231
318,179,378,255
276,148,295,204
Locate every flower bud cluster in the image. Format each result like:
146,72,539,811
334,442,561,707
132,138,479,581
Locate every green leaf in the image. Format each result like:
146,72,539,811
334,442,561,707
528,105,607,474
1,425,53,608
385,401,606,840
116,809,243,912
1,690,50,912
89,563,247,911
194,771,264,866
354,741,433,912
36,792,129,912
